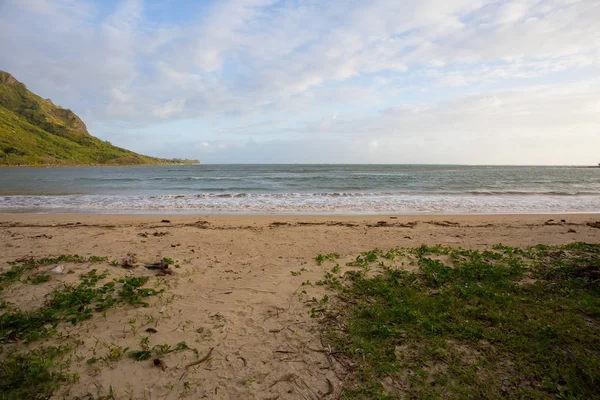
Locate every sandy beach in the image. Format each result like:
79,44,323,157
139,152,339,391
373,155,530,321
1,213,599,399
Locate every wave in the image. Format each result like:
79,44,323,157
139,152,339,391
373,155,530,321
466,190,600,196
1,191,599,214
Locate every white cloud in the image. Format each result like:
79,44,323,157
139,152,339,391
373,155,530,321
0,0,599,163
152,98,185,119
111,88,129,103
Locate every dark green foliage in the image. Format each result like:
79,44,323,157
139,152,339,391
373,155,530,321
127,350,152,361
0,252,168,400
1,269,163,343
127,341,190,361
115,276,161,307
0,346,74,400
0,265,25,289
320,243,600,399
28,274,51,284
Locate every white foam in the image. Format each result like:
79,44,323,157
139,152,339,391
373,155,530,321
1,193,599,214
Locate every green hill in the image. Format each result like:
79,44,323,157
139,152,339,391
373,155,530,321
0,71,198,166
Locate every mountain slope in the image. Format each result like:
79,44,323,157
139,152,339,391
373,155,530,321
0,71,198,166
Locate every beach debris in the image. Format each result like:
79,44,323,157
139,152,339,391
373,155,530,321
145,327,158,333
561,219,567,223
544,219,561,225
157,268,174,276
390,216,398,219
268,373,298,388
152,358,167,371
139,231,169,237
428,221,460,227
31,234,52,239
121,253,137,268
568,228,577,233
145,262,169,270
270,221,290,227
48,265,65,274
587,222,600,229
323,378,334,396
185,347,214,369
161,219,171,223
367,221,417,228
144,261,174,275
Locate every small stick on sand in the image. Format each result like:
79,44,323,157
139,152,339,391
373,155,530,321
268,373,297,388
323,378,334,397
185,347,214,369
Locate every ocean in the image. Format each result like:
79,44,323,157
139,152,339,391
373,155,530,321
0,165,599,214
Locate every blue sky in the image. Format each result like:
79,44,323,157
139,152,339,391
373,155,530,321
1,0,599,164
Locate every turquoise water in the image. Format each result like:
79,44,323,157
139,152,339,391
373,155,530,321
0,165,599,214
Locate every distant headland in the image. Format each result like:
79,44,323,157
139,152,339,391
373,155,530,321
0,70,199,166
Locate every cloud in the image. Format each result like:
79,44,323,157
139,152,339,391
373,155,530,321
0,0,599,163
153,98,185,119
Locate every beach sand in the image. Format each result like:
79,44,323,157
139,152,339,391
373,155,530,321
1,213,599,399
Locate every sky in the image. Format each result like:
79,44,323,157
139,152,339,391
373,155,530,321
0,0,599,164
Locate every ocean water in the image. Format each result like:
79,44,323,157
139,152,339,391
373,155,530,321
0,165,599,214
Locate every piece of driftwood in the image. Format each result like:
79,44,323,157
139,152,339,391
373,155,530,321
145,262,169,270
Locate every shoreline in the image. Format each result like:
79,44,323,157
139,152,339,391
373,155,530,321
2,211,599,221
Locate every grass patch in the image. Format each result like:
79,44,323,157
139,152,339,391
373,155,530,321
0,255,108,291
319,242,600,399
1,269,163,343
315,252,341,265
0,345,75,400
28,274,51,285
0,258,165,399
161,257,174,265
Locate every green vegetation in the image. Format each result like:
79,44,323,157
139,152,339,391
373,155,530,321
1,267,162,343
314,252,341,265
291,267,307,276
317,243,600,399
126,340,190,361
0,254,108,291
0,70,199,166
0,345,75,400
0,256,164,399
28,274,51,285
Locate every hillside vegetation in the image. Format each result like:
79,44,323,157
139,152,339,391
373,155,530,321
0,71,198,166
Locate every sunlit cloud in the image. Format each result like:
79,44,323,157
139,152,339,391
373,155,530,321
1,0,598,164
